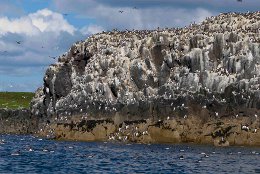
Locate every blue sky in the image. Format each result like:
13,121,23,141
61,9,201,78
0,0,259,92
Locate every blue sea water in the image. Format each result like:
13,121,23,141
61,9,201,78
0,135,259,174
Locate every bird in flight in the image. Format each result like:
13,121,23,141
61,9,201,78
119,10,124,13
133,7,138,9
16,41,21,44
49,56,56,59
237,0,242,2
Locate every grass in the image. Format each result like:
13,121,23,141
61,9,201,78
0,92,35,109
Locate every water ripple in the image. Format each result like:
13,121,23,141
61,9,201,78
0,135,259,173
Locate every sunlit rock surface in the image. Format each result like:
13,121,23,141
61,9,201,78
31,12,260,146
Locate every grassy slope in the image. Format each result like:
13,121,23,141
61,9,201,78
0,92,35,109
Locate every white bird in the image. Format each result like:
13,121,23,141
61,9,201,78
241,125,249,131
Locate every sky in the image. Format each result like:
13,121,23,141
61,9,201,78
0,0,259,92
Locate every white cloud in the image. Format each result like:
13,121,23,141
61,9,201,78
0,16,39,36
29,9,76,34
0,8,76,36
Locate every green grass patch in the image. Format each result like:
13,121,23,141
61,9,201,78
0,92,35,109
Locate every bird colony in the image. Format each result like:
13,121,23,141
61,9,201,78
31,12,260,124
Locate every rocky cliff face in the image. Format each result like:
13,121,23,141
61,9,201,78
31,12,260,145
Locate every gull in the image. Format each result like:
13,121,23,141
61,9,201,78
241,125,249,131
119,10,124,13
28,148,33,152
16,41,22,44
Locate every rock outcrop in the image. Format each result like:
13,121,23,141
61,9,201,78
0,109,38,134
31,12,260,146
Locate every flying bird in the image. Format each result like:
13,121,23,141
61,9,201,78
16,41,21,44
49,56,56,59
133,7,138,9
237,0,242,2
119,10,124,13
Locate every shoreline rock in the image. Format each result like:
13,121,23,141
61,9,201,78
37,115,260,146
0,108,38,134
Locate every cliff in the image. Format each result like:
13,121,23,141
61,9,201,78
31,12,260,146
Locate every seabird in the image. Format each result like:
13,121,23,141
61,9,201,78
241,125,249,131
11,150,20,156
16,41,22,44
119,10,124,13
49,56,56,59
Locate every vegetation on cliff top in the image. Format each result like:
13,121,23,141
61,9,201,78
0,92,34,109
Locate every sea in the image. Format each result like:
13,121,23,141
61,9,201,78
0,135,259,174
